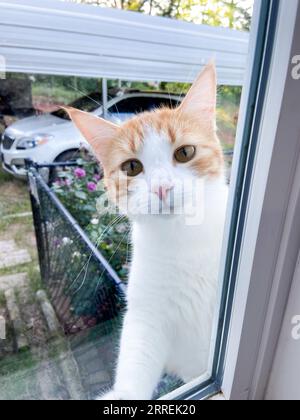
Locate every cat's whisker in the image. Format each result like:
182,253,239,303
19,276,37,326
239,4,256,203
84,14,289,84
109,100,123,124
66,84,103,108
93,228,130,295
69,215,126,291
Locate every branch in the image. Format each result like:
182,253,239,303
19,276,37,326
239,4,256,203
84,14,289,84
148,0,153,14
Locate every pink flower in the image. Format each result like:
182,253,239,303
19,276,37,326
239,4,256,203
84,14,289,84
54,180,66,187
93,174,101,182
87,182,97,192
53,181,61,187
74,168,86,178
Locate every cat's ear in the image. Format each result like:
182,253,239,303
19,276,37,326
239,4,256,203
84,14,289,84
178,62,217,121
62,107,118,162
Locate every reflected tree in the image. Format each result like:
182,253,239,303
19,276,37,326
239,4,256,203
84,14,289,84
64,0,253,31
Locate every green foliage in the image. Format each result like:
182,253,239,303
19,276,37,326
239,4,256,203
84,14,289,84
64,0,253,31
0,291,5,306
85,215,131,280
52,159,102,227
52,156,131,281
160,81,191,96
179,0,253,30
31,75,103,105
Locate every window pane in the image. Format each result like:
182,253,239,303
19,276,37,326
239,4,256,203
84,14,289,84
107,96,180,123
0,0,255,400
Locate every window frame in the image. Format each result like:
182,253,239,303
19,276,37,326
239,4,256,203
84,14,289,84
164,0,300,401
222,0,300,400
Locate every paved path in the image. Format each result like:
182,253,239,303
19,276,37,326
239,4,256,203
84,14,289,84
0,240,31,269
0,270,85,400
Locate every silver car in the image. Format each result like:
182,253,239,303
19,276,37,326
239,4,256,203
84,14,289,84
1,90,182,179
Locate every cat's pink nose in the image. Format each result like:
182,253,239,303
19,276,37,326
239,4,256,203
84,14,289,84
152,184,174,202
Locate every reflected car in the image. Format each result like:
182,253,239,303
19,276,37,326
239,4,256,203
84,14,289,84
0,90,181,179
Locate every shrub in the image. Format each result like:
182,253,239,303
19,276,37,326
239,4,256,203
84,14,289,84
52,156,130,282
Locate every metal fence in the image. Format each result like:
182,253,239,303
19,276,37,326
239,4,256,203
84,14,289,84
27,163,126,336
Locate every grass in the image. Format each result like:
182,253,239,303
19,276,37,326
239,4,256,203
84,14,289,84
27,263,43,295
0,168,31,225
0,350,35,376
0,166,41,297
0,258,42,303
0,169,31,230
0,168,12,183
0,291,6,306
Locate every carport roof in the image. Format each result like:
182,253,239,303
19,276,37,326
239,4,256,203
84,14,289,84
0,0,250,85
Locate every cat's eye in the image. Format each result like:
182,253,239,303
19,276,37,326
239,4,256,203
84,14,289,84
121,159,144,177
174,146,196,163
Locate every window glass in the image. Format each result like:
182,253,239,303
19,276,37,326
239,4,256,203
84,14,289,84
0,0,255,401
107,96,180,123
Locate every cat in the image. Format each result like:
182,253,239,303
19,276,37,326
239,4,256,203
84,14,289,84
65,62,228,400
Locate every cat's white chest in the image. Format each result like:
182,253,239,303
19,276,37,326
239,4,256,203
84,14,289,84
126,219,221,382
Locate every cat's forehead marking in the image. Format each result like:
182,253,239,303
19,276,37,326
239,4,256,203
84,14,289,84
121,118,144,153
138,128,173,168
120,109,178,154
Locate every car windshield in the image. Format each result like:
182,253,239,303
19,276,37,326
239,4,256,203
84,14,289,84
51,92,103,119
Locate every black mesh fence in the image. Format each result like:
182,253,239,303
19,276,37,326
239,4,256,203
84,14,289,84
28,165,126,336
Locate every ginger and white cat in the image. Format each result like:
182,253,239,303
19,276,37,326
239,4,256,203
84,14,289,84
66,63,228,400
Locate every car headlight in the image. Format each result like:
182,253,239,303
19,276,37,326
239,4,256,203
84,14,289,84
17,134,54,150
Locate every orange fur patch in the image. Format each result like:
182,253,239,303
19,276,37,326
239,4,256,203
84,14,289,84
98,107,224,204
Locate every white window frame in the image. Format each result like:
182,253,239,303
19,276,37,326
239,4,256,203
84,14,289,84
222,0,300,400
163,0,299,401
162,0,300,401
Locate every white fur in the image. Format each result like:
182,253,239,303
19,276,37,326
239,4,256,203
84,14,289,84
99,129,228,400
